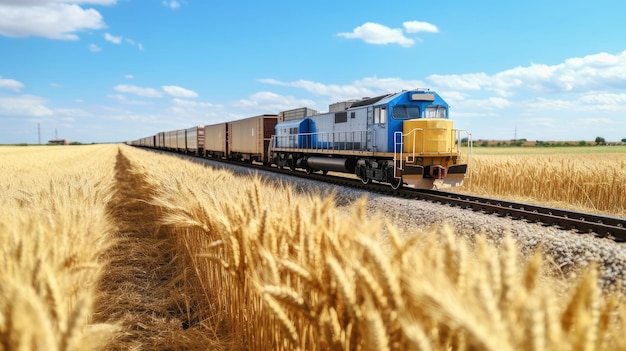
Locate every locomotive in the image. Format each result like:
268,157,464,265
129,89,471,190
269,89,470,189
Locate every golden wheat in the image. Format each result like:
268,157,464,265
115,145,626,350
463,153,626,217
0,145,119,351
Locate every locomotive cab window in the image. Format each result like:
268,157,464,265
373,106,386,124
425,105,447,118
392,105,420,120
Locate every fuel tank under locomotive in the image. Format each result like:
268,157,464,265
300,156,356,174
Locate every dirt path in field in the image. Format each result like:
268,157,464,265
93,149,218,350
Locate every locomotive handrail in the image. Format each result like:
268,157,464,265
402,128,423,164
393,131,405,175
395,127,463,162
271,130,372,151
393,127,473,182
455,129,473,180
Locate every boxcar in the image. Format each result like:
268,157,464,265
185,126,205,156
176,129,186,152
164,130,177,150
204,123,228,158
228,114,278,164
156,132,165,149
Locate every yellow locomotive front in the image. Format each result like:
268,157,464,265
395,118,470,189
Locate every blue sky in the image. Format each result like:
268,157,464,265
2,0,626,144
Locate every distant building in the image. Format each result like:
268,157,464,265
48,139,70,145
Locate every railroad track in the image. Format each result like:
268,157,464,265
160,150,626,243
404,190,626,242
275,167,626,242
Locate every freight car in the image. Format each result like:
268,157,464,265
203,123,228,158
133,135,154,148
164,130,177,151
185,126,205,156
156,132,165,149
228,114,277,164
128,89,470,190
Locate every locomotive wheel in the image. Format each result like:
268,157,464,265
356,167,370,185
305,167,313,174
390,177,403,190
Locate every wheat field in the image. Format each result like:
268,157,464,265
462,149,626,217
2,144,626,350
0,145,119,350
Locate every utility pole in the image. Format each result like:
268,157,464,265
514,126,517,141
55,128,58,140
38,123,41,144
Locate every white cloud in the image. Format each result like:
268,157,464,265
113,84,199,100
428,73,490,91
55,107,87,119
167,98,211,112
0,95,53,116
166,98,219,122
114,84,163,98
162,85,198,98
104,32,122,44
523,97,578,112
107,93,150,105
124,38,144,51
162,1,180,9
89,43,101,52
0,3,107,40
259,76,425,102
237,92,315,113
403,21,439,33
579,92,626,106
162,0,187,10
428,50,626,96
456,96,512,110
171,98,212,108
124,74,134,79
337,22,414,47
0,76,24,91
0,1,117,5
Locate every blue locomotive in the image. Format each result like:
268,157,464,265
270,89,470,189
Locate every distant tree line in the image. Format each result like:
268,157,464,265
460,137,626,147
7,142,86,146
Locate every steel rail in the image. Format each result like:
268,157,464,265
403,189,626,242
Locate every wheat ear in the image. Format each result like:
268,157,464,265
262,293,299,346
326,256,361,320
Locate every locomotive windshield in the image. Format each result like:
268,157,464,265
391,105,420,120
425,105,447,118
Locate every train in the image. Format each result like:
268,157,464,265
129,89,471,189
